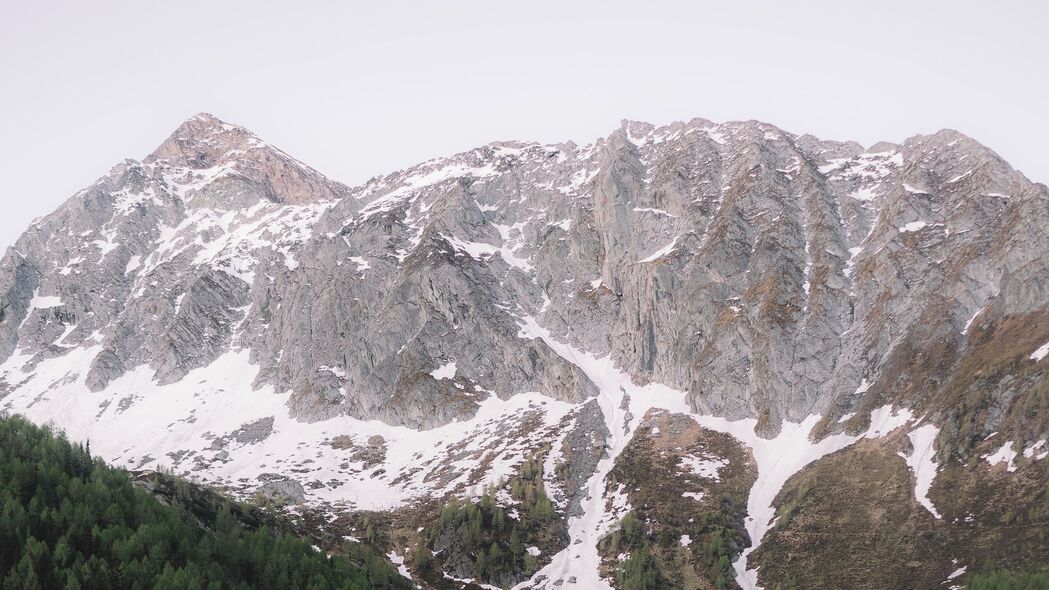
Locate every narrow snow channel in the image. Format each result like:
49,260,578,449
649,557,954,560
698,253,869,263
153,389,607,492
514,316,690,590
899,424,942,518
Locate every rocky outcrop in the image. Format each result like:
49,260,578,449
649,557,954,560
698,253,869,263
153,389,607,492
256,474,307,505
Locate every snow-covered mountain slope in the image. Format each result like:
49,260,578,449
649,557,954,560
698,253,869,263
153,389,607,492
2,113,1048,589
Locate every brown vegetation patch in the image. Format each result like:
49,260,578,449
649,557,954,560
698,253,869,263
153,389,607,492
597,409,757,590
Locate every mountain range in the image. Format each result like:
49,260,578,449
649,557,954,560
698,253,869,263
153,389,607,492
1,112,1047,589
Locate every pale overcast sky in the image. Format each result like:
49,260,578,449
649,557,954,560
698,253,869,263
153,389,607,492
1,1,1045,248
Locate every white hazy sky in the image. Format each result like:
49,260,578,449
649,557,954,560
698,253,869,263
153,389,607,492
1,1,1046,248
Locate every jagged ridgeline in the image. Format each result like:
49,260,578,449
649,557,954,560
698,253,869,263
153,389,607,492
1,112,1048,589
0,413,412,589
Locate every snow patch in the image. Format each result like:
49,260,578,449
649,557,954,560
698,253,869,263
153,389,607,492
317,365,346,379
984,441,1018,472
386,552,414,582
678,455,726,481
898,424,942,518
850,187,877,202
1023,440,1048,461
632,207,676,217
92,238,120,262
1029,341,1049,362
124,255,142,276
431,362,457,380
348,256,370,271
638,235,679,263
29,294,64,309
549,219,572,232
442,233,533,272
899,221,927,233
962,303,989,335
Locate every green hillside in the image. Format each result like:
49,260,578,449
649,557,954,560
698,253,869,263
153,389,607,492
0,413,412,590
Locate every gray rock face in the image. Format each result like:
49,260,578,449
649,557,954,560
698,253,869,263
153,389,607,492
255,474,306,505
210,417,275,449
1,113,1047,438
555,399,609,519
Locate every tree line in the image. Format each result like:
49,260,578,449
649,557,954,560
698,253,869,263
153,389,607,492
0,413,411,590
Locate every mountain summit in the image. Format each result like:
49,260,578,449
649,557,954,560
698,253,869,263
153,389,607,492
1,114,1046,589
145,112,351,205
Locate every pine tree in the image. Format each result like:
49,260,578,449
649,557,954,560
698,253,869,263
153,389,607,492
411,542,431,571
510,526,523,557
492,506,505,531
62,571,82,590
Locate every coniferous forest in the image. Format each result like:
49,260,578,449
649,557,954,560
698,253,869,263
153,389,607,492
0,413,412,590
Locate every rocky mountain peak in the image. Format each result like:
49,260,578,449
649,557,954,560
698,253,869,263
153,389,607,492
139,113,351,207
146,112,262,168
